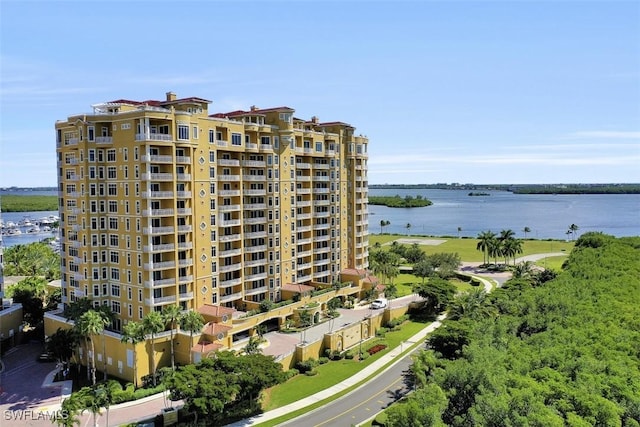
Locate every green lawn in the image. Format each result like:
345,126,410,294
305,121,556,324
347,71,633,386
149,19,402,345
534,255,568,272
262,320,428,412
370,234,574,262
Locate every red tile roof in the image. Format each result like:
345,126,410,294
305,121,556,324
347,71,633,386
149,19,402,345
202,322,232,336
341,268,367,276
198,304,236,318
191,341,224,354
281,283,315,293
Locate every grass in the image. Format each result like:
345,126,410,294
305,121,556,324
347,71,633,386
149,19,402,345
262,320,428,412
370,234,574,262
535,255,567,272
0,195,58,212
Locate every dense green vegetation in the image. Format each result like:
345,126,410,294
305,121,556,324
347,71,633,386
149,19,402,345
0,195,58,211
512,183,640,194
380,233,640,426
369,195,432,208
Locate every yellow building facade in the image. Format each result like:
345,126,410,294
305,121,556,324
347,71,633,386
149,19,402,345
47,92,370,383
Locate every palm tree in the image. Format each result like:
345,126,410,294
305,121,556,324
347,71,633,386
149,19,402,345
120,321,145,388
243,336,262,355
569,223,579,240
95,305,115,382
457,226,462,238
499,229,516,241
405,223,412,235
513,261,534,279
142,310,165,386
476,231,496,265
77,310,108,386
162,304,183,371
523,226,531,239
181,310,204,365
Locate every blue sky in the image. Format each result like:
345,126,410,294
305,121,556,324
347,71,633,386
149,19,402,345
1,0,638,187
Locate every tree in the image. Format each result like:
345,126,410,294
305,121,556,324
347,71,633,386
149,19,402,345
429,252,462,279
142,310,165,386
55,393,83,427
120,321,146,388
569,223,579,240
406,223,412,235
163,358,240,425
181,310,204,364
457,226,462,238
3,242,60,280
243,336,262,355
448,289,495,321
95,304,115,381
64,297,93,321
76,310,108,385
162,304,183,371
414,259,435,284
46,327,77,366
523,226,531,239
298,309,312,328
413,278,456,314
512,261,534,279
404,243,426,264
476,231,497,265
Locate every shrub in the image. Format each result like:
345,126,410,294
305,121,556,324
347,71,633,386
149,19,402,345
345,351,355,360
284,369,299,380
376,327,388,337
295,359,317,373
318,357,329,365
359,351,370,361
330,350,344,360
305,369,318,376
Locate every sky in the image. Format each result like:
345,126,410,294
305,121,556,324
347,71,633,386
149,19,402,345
1,0,639,187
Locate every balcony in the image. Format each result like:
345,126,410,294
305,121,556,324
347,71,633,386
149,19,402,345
296,162,311,169
219,190,241,196
244,231,267,239
313,223,330,230
313,163,330,170
144,260,176,270
176,173,191,181
297,249,312,258
314,246,330,254
259,144,273,152
177,208,192,215
315,235,330,242
297,262,312,270
244,203,266,210
144,278,175,288
297,238,312,245
143,226,175,235
219,263,242,273
296,188,311,194
219,219,241,227
245,244,267,253
143,191,174,199
314,200,330,206
95,136,113,144
176,156,191,164
246,142,258,150
217,139,228,147
218,159,240,167
315,212,330,218
297,225,312,232
142,154,173,163
219,233,241,242
314,176,330,182
220,292,242,303
179,275,194,283
242,160,266,167
314,258,330,266
297,274,312,283
136,133,173,142
178,259,193,267
178,241,193,250
176,191,192,198
142,172,173,181
244,217,266,225
243,175,266,182
143,208,174,217
245,272,268,281
245,286,268,296
143,243,175,253
179,292,194,301
295,176,311,182
296,201,311,207
325,149,336,156
244,189,266,196
219,175,241,182
220,278,242,288
297,213,312,220
219,204,241,212
313,188,329,194
177,225,193,232
146,295,176,305
220,248,242,257
244,259,266,268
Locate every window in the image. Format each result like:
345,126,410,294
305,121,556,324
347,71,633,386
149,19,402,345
316,142,323,152
231,133,242,146
178,125,189,140
108,201,118,213
192,125,198,139
107,149,116,162
111,284,120,297
108,184,117,196
107,167,117,179
88,150,96,162
209,151,215,163
209,129,215,143
88,126,95,141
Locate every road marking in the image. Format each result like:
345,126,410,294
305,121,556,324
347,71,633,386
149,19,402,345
314,377,404,426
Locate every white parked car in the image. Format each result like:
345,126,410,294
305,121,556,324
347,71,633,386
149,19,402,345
371,298,388,309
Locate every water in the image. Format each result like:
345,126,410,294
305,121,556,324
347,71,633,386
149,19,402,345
1,211,59,247
1,189,638,247
369,189,640,240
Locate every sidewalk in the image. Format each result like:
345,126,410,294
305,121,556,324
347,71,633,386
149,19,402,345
227,313,446,427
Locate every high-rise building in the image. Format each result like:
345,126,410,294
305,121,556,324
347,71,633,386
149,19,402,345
54,92,369,330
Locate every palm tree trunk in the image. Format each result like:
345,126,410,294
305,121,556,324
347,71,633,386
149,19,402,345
133,345,138,389
90,339,96,385
103,335,108,381
151,335,157,387
189,332,193,364
170,326,175,370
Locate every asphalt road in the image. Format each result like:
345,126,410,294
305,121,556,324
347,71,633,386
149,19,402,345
281,342,423,427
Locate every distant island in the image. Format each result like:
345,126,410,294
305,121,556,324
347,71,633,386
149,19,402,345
368,195,432,208
369,183,640,194
468,192,490,196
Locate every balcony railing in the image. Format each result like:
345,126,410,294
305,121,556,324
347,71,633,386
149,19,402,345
178,259,193,267
219,175,241,182
245,244,267,253
219,219,241,227
178,242,193,250
244,217,266,224
220,248,242,257
143,260,176,270
95,136,113,144
242,160,266,167
179,292,194,301
218,159,240,167
179,275,194,283
142,226,175,235
243,175,266,182
219,204,241,212
177,225,192,232
136,133,172,142
244,231,267,239
143,191,174,199
245,286,268,296
244,189,266,196
142,154,172,163
244,203,266,210
220,278,242,288
143,208,174,217
245,272,268,281
176,156,191,164
220,292,242,303
219,263,242,273
219,233,241,242
142,172,173,181
143,243,175,253
219,190,241,196
144,278,175,288
177,208,192,215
